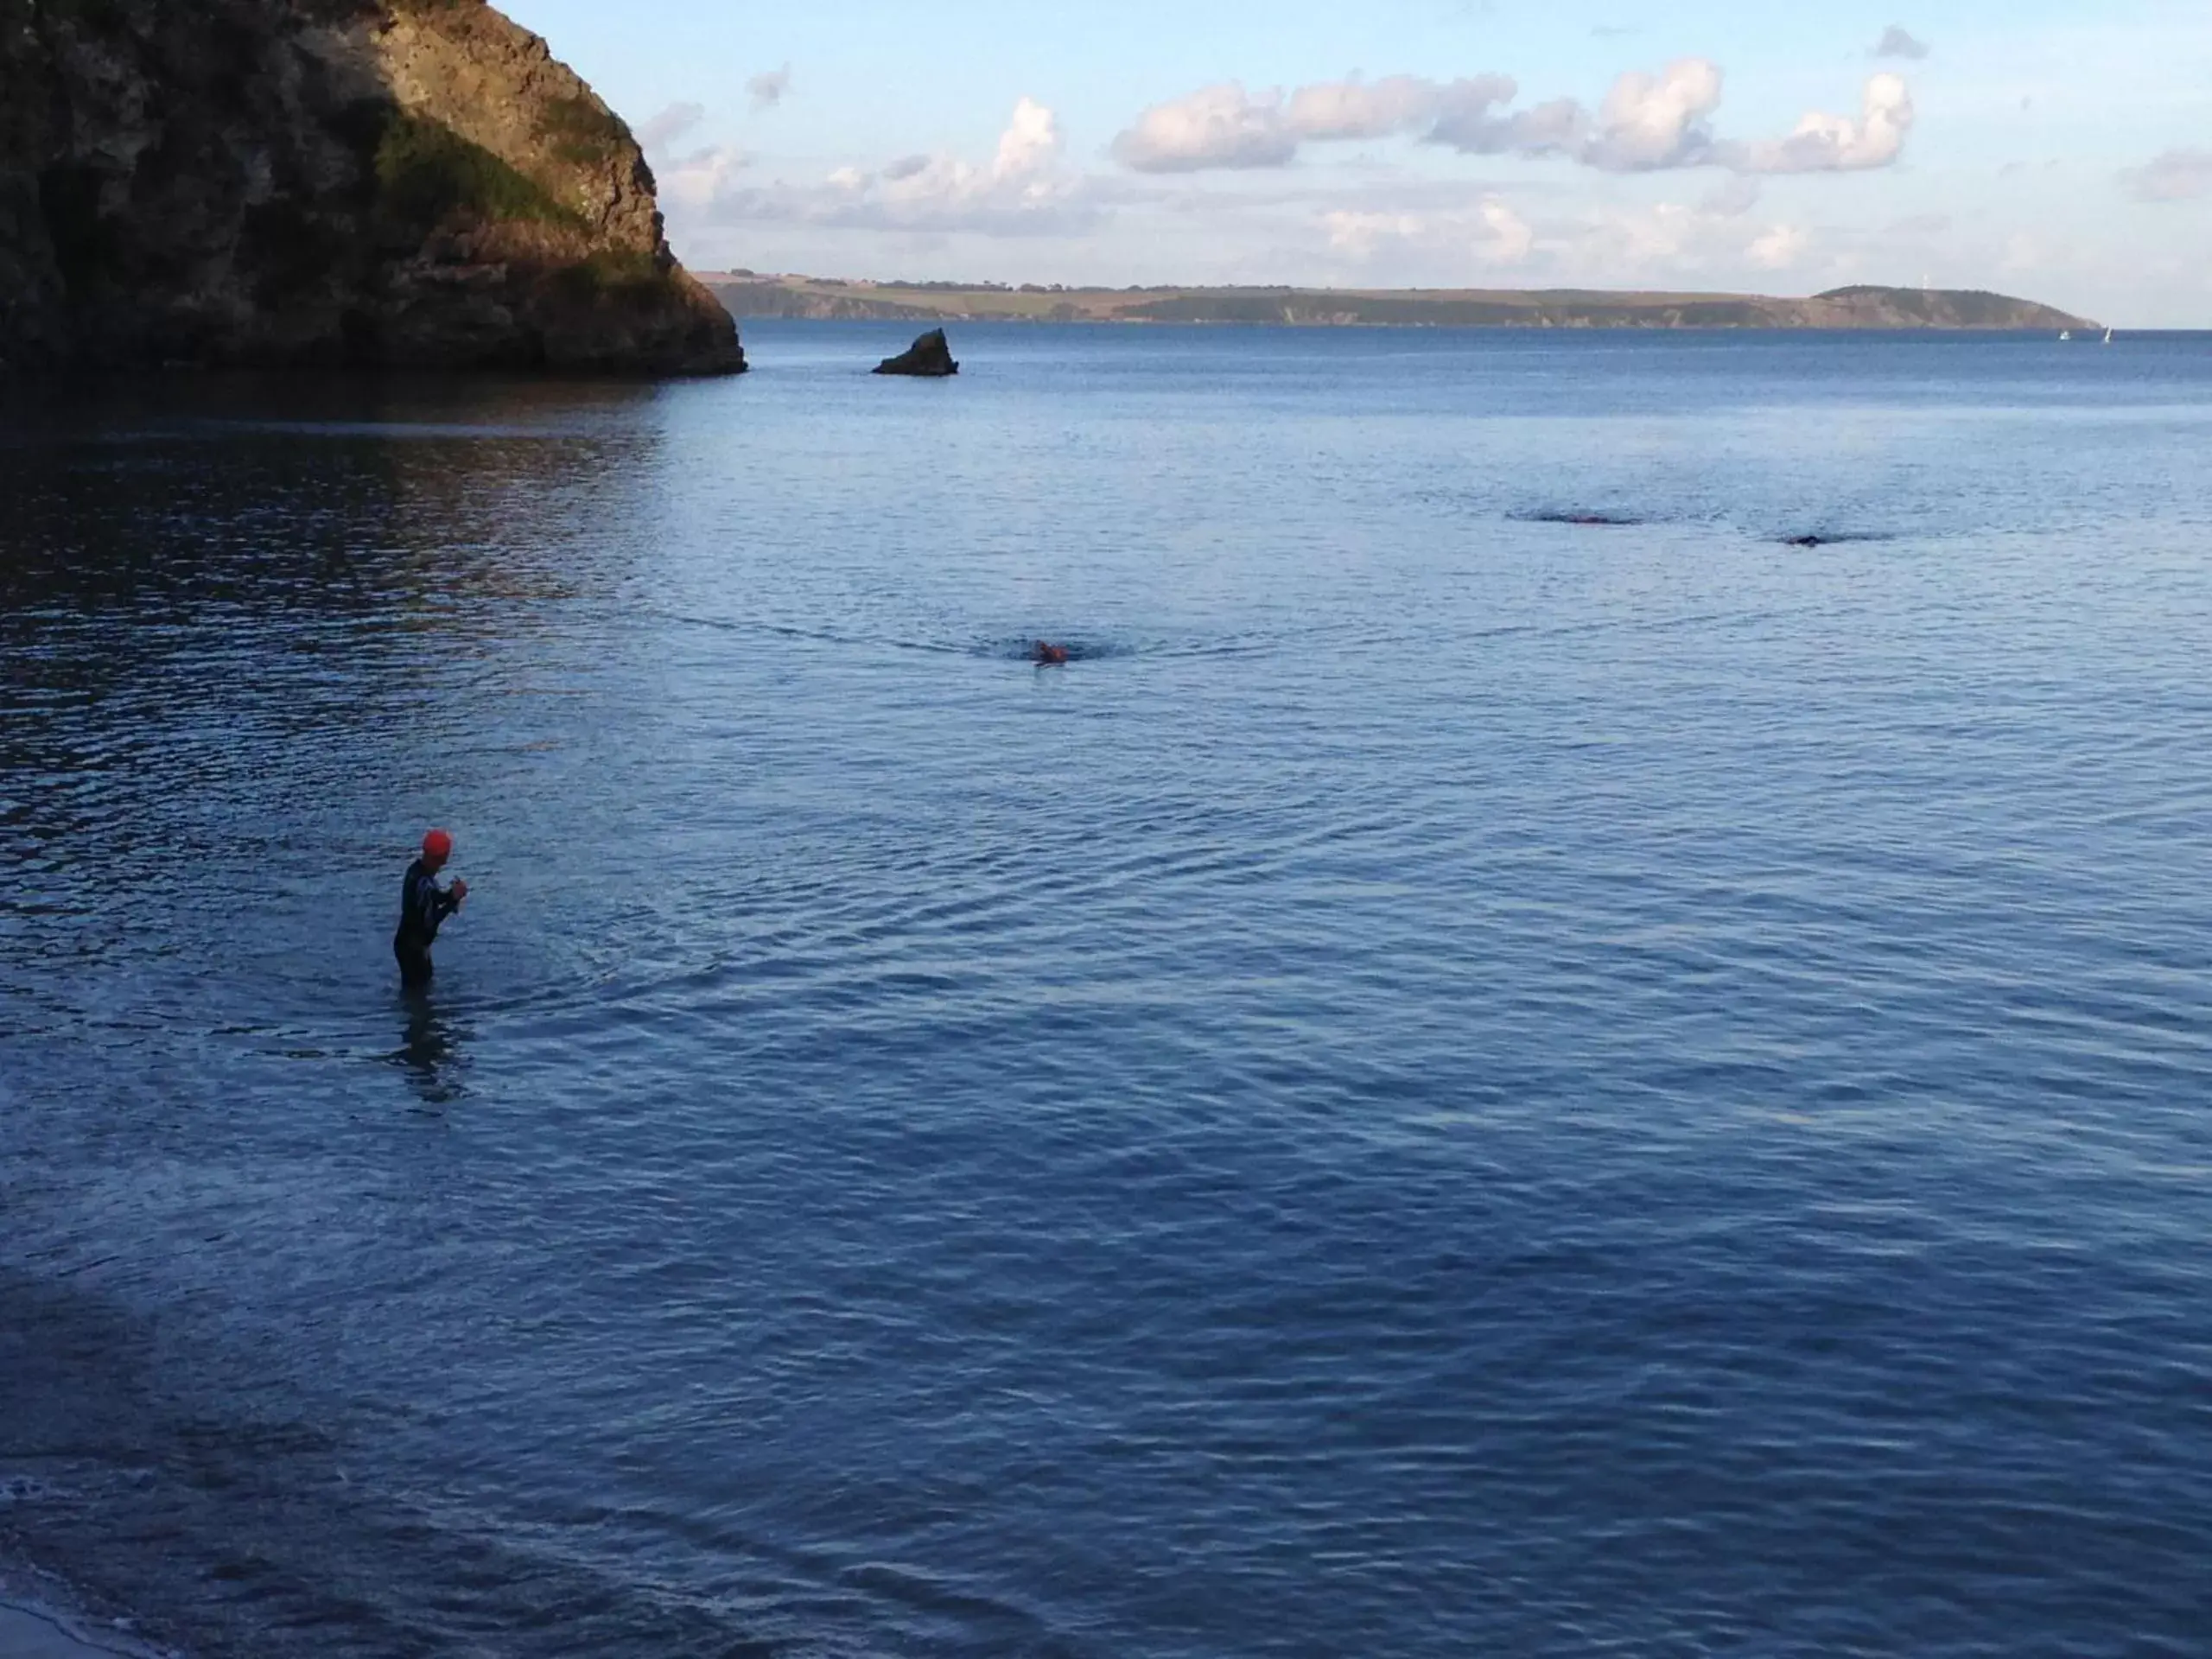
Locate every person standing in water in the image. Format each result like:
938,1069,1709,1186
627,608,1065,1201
395,829,467,988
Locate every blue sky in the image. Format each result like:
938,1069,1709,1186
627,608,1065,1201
501,1,2212,323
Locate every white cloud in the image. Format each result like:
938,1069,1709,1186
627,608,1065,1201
747,67,792,112
639,105,753,215
1600,200,1700,265
994,95,1062,181
1114,74,1524,171
1722,74,1914,174
2121,148,2212,202
1700,175,1763,217
1582,58,1723,169
1111,83,1301,172
1114,61,1911,177
1291,73,1514,142
1287,74,1434,142
673,99,1094,238
1478,200,1536,264
1320,197,1534,266
1419,59,1729,172
1872,26,1930,60
638,102,706,152
1516,194,1840,286
1324,210,1427,255
1747,223,1810,268
639,103,755,214
659,145,753,213
1427,87,1573,155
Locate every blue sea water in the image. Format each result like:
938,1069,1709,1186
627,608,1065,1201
3,322,2211,1657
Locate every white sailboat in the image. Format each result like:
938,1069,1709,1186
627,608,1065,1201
2103,327,2114,344
2059,329,2071,340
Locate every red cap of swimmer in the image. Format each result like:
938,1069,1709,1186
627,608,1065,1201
422,829,454,861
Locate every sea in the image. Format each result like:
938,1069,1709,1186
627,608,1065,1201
3,321,2210,1658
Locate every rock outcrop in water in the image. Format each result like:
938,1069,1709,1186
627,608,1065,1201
874,328,958,377
0,0,744,374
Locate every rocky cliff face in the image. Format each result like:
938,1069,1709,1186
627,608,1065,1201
0,0,743,373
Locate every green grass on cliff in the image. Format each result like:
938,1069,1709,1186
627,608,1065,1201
374,110,582,233
537,95,631,168
547,250,677,306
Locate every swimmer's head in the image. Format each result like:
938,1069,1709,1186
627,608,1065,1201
422,828,454,867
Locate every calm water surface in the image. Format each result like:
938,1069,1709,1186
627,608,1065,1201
4,324,2211,1656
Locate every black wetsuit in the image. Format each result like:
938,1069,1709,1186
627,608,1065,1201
394,859,461,988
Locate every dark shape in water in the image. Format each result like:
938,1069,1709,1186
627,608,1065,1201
874,329,960,378
1783,534,1826,547
397,995,468,1109
1033,640,1070,666
1521,511,1642,527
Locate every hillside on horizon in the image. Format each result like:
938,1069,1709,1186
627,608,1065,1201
702,275,2097,333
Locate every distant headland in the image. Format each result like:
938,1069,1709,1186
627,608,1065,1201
704,275,2096,334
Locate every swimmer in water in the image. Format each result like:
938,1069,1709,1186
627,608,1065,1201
1033,641,1070,665
394,828,467,989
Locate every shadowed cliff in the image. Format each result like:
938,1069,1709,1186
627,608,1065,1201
0,0,744,374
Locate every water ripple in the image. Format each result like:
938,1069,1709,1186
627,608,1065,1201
5,331,2212,1657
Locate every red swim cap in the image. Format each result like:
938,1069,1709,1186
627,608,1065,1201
423,829,454,861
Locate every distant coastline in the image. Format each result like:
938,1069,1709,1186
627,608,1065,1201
702,275,2095,333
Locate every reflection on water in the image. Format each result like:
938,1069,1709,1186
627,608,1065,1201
392,991,467,1107
5,331,2212,1659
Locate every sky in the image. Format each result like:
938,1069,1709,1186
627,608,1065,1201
499,1,2212,325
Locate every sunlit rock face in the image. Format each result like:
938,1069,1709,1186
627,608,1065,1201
0,0,745,373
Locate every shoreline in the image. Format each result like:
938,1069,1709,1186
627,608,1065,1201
700,276,2098,333
0,1563,170,1659
0,1264,188,1659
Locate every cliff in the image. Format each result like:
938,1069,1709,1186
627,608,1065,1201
709,276,2094,334
0,0,743,373
1802,286,2088,329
